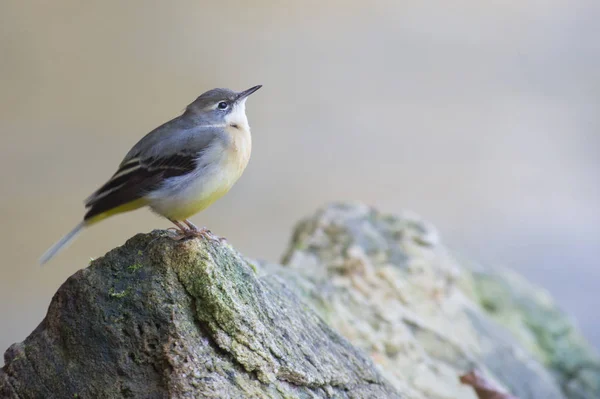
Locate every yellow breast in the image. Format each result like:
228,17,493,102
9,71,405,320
157,125,252,221
225,124,252,177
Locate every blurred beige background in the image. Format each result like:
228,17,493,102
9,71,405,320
1,0,599,359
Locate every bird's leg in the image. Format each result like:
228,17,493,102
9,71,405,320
183,219,211,238
168,219,192,241
183,219,224,242
169,219,189,232
183,219,201,232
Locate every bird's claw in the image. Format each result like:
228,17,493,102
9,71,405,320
168,226,224,243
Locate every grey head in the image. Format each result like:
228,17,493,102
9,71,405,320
184,85,262,126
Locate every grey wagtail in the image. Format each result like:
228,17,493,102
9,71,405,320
40,85,262,264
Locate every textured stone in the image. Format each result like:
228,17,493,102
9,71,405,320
0,231,398,398
462,266,600,399
280,203,598,399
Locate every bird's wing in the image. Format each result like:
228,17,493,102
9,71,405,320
83,122,222,222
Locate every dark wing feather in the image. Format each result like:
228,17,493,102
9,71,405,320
83,153,198,221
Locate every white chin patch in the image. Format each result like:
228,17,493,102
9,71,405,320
225,100,248,128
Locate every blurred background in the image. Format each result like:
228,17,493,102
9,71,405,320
1,0,599,360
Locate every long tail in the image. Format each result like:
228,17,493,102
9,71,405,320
39,221,86,265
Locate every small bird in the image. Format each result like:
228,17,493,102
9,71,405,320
40,85,262,264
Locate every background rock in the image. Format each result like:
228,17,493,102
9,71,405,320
279,203,600,399
462,266,600,399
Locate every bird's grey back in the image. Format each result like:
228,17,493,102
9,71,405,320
121,114,226,165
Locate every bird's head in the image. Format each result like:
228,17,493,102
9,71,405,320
185,85,262,129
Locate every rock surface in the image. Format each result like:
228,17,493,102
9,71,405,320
0,231,398,398
463,266,600,399
278,203,600,399
1,203,599,398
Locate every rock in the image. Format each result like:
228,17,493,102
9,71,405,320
463,266,600,399
2,203,599,399
0,231,399,398
279,203,600,399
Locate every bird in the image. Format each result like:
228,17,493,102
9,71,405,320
40,85,262,264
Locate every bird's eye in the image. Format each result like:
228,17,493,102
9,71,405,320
217,101,228,110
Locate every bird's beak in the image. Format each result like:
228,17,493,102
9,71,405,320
237,85,262,101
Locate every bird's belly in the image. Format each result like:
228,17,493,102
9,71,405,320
155,186,229,221
147,151,248,221
147,168,234,220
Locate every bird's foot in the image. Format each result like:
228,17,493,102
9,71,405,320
166,218,226,242
189,227,224,242
167,223,224,243
182,220,225,242
167,228,192,241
